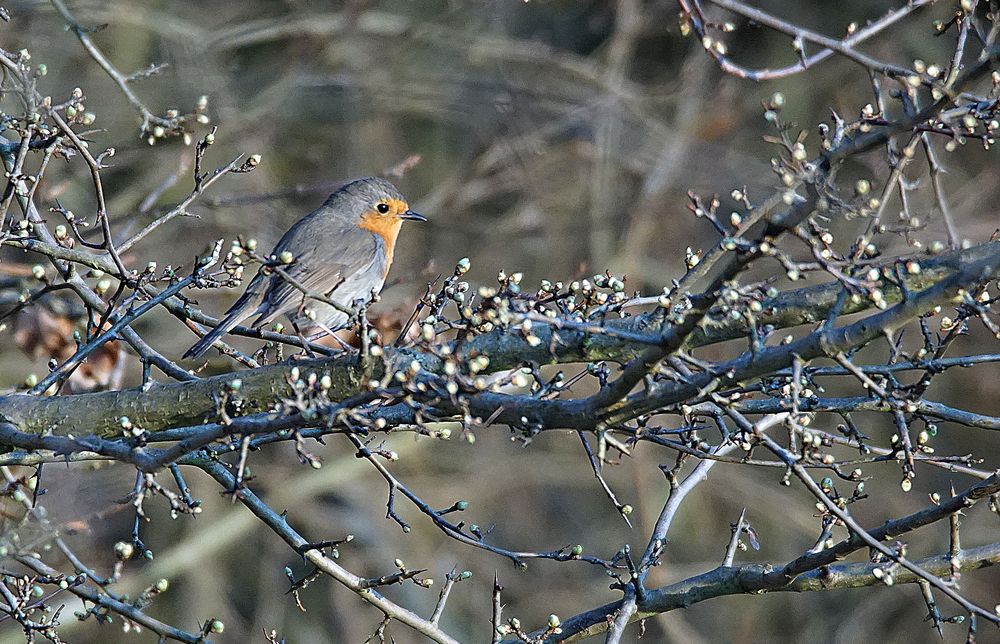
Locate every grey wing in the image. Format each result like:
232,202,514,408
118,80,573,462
253,227,386,327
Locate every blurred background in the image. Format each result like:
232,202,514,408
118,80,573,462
1,0,1000,641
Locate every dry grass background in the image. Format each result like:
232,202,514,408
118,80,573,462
1,0,999,642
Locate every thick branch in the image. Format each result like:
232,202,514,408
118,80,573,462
0,241,994,438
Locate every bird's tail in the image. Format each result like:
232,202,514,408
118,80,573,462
183,293,258,359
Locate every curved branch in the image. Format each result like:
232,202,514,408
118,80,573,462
528,541,1000,643
197,461,461,644
524,468,1000,642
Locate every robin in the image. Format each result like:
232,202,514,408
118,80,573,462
183,176,425,359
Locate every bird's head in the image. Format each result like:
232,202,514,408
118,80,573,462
329,177,425,240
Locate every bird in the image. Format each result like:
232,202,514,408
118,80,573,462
183,176,425,359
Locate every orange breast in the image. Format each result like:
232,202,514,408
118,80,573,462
357,213,404,274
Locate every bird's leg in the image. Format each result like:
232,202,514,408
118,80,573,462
308,322,353,350
290,320,318,359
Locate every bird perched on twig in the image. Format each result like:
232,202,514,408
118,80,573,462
183,176,425,359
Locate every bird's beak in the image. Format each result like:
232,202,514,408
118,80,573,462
400,210,427,222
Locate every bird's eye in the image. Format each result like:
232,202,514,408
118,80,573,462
376,203,390,214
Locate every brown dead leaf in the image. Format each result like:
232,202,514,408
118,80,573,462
13,306,125,393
